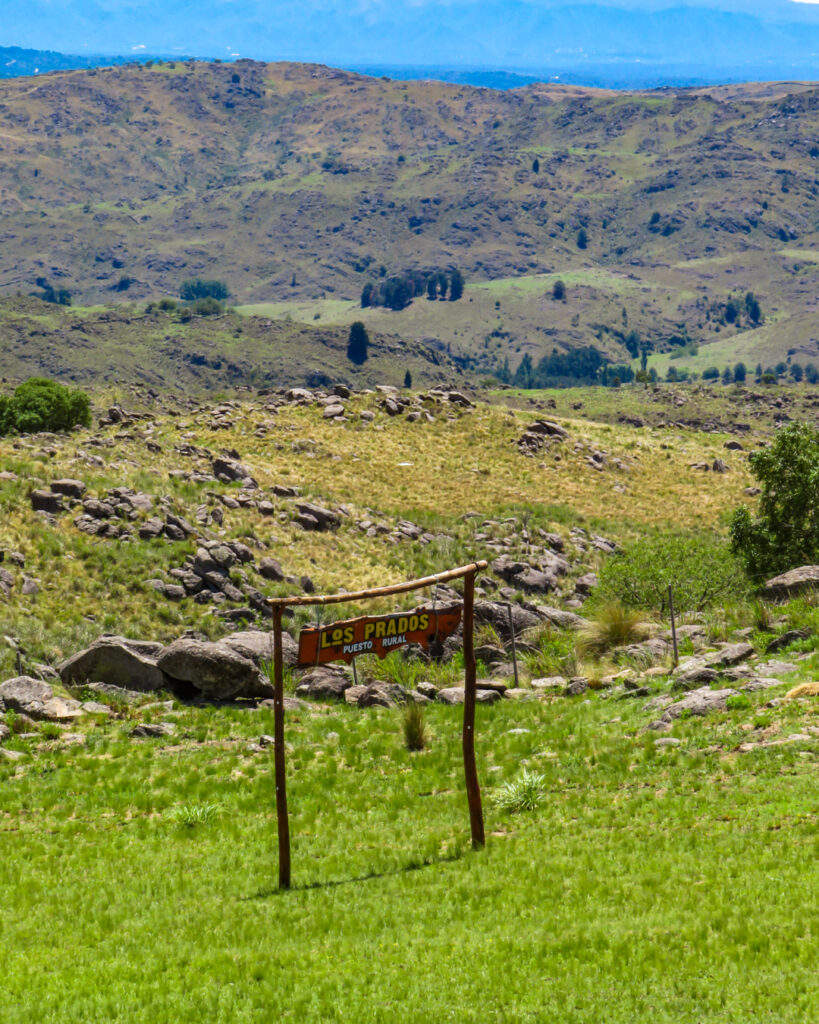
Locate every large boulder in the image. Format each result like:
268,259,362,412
763,566,819,600
661,687,737,722
295,666,350,700
157,639,269,700
59,636,167,692
0,677,83,721
705,642,754,668
221,630,299,669
474,601,540,639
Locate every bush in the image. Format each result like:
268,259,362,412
179,278,229,301
730,422,819,580
402,703,427,752
595,531,748,615
494,770,547,813
347,321,369,365
0,378,91,436
189,297,224,316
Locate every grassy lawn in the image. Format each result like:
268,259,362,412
2,692,817,1022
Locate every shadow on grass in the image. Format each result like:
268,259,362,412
247,847,470,898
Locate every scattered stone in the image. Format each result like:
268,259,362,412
213,456,257,487
295,666,351,700
766,630,808,653
672,664,719,690
654,737,681,748
80,701,111,715
30,490,63,514
529,676,566,691
661,687,737,721
131,723,176,738
565,677,588,696
705,642,754,668
436,687,465,705
0,677,83,721
51,479,87,499
295,502,340,531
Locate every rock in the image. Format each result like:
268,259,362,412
476,679,508,694
537,606,586,630
80,701,111,715
513,568,557,594
258,558,285,581
436,687,465,705
30,490,63,514
565,677,588,696
51,479,87,499
477,689,502,704
756,660,797,677
0,568,15,597
131,723,176,738
575,573,598,596
661,687,737,721
712,459,730,473
295,502,340,531
416,681,438,699
21,577,39,596
0,748,25,761
221,629,298,669
59,636,167,692
295,666,351,700
157,639,267,700
672,664,719,690
742,677,785,692
139,517,164,539
0,722,9,743
705,643,754,668
84,682,149,704
357,683,409,708
763,565,819,600
530,676,566,691
654,737,681,748
474,601,539,639
344,685,367,705
724,440,744,451
766,630,808,653
213,456,257,487
323,403,345,419
0,677,83,721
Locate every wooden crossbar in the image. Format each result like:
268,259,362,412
266,560,488,608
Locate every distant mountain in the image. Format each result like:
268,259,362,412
0,45,162,79
6,1,819,79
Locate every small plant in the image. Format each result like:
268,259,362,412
401,703,427,752
4,710,27,734
576,603,650,659
39,722,62,740
494,769,547,814
751,600,774,632
726,693,752,711
168,802,221,828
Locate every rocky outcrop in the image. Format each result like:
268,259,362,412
763,566,819,600
157,638,270,700
0,677,83,721
59,636,167,692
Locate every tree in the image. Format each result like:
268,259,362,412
805,362,819,384
512,353,534,389
360,282,374,308
404,369,412,388
437,273,448,300
532,157,540,173
745,291,762,324
552,279,566,301
790,363,804,383
722,366,733,384
426,276,437,301
0,377,91,436
576,227,588,250
449,268,464,301
730,422,819,579
347,322,369,365
733,362,747,383
702,366,720,380
180,279,229,301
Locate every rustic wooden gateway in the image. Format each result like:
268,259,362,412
267,561,488,890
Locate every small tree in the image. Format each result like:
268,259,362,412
733,362,747,383
361,282,374,308
404,369,412,388
790,363,804,383
426,276,437,301
347,322,369,365
437,273,448,300
722,366,733,385
0,378,91,436
532,157,540,173
449,268,464,301
552,279,566,301
730,422,819,580
576,228,588,250
180,279,229,301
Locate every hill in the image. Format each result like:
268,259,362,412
3,60,819,379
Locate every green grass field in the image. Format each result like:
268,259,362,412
2,686,818,1022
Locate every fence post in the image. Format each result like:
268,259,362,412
272,604,291,890
462,570,485,849
668,584,679,668
505,602,519,689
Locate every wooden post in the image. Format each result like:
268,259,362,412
668,584,679,668
506,602,519,689
462,570,485,849
272,605,291,890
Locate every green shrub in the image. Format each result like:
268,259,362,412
576,603,650,659
726,693,752,711
730,422,819,580
0,378,91,436
595,531,748,615
494,769,547,813
401,703,427,752
189,297,224,316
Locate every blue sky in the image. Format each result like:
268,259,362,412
5,1,819,68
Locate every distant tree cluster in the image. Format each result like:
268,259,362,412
34,277,71,306
179,279,229,301
699,360,817,385
499,346,615,389
361,268,464,311
699,291,763,329
0,378,91,436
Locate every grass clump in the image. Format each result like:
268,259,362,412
168,802,222,828
401,702,428,751
576,602,650,659
494,769,547,813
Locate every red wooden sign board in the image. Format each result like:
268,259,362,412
297,605,462,666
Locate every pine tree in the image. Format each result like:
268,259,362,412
449,268,464,301
404,369,412,388
426,276,437,301
347,322,369,365
577,227,588,250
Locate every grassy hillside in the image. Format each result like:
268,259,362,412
3,61,819,377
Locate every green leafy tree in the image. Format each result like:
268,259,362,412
596,531,748,615
347,322,369,365
180,279,229,301
730,422,819,579
702,366,720,380
360,282,374,308
576,227,588,250
0,378,91,436
722,366,733,384
552,279,566,301
403,369,412,388
733,362,747,383
790,363,804,382
449,268,464,301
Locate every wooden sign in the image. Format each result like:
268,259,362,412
297,605,462,666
